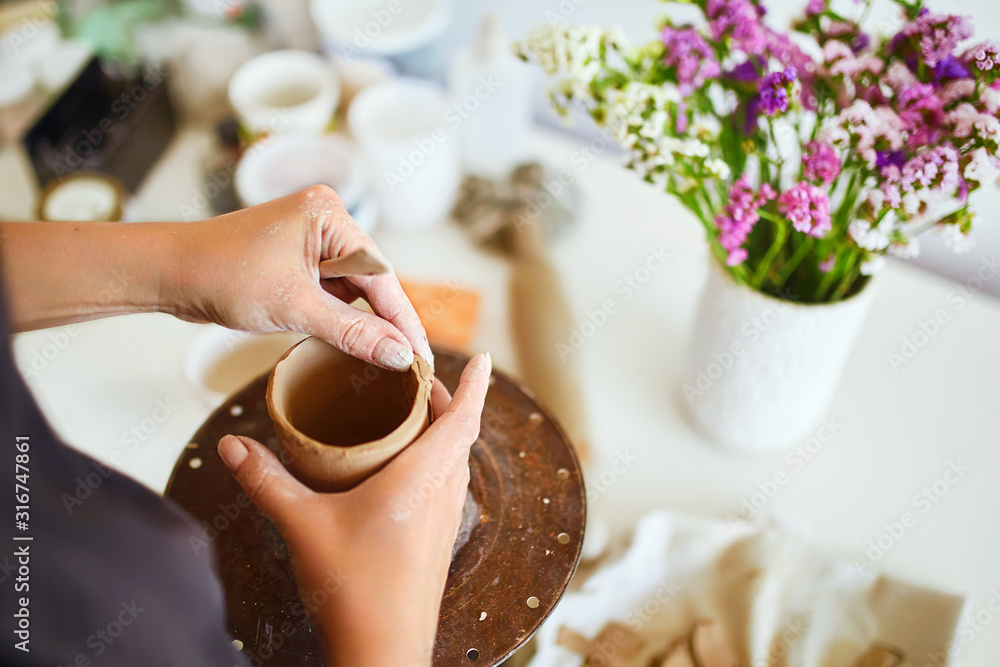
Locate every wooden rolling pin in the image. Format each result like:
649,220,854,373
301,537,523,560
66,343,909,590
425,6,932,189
509,218,592,465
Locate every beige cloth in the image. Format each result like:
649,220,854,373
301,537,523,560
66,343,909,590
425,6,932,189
528,511,965,666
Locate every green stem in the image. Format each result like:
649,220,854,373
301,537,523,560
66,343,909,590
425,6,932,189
830,251,861,301
752,210,787,289
776,237,815,286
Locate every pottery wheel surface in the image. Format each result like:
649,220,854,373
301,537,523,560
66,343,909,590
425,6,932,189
165,349,586,666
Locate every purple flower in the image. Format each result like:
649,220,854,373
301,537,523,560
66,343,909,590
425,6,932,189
727,59,761,83
852,32,871,53
819,255,836,273
777,182,832,237
715,175,777,266
803,142,841,185
933,55,970,85
758,66,798,115
876,150,907,172
743,96,761,134
706,0,768,56
661,27,723,95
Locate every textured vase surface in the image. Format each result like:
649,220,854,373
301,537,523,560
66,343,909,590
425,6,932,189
682,260,877,455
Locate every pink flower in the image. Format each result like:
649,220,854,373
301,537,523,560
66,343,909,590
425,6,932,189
806,0,826,16
819,256,836,272
706,0,768,55
947,103,979,137
965,40,1000,71
715,175,777,266
885,61,919,92
802,141,841,185
900,145,961,196
661,27,722,95
777,182,832,237
939,79,976,106
894,12,973,68
899,84,944,148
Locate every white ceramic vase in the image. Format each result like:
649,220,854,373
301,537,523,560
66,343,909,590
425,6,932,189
682,259,877,455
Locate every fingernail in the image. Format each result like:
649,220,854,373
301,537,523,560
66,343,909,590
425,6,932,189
374,338,414,371
219,435,249,471
476,352,492,376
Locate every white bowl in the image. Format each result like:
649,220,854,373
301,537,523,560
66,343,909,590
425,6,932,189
310,0,453,78
183,325,307,406
234,133,376,231
228,50,340,136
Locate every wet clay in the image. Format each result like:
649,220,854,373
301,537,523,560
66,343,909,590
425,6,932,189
287,357,418,447
268,337,433,491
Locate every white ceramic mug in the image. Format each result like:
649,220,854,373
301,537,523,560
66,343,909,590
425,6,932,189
347,78,459,230
228,49,340,137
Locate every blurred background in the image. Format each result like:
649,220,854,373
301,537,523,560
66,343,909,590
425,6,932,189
3,1,1000,665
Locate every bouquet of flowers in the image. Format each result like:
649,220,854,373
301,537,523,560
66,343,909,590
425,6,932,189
515,0,1000,303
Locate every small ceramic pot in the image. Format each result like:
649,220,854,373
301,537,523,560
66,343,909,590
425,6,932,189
228,50,340,138
267,337,433,491
682,259,877,456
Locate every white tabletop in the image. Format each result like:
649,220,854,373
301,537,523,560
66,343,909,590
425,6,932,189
9,127,1000,665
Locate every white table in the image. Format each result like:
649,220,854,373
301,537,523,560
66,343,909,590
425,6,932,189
8,127,1000,665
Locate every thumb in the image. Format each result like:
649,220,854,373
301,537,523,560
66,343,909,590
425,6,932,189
218,435,311,528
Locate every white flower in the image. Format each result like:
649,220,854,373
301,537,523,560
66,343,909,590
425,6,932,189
860,255,886,275
975,114,1000,145
706,158,731,179
946,104,979,138
902,192,921,216
964,147,1000,185
939,222,977,252
690,115,721,140
823,40,854,63
887,236,919,259
983,87,1000,114
865,188,885,210
849,218,891,251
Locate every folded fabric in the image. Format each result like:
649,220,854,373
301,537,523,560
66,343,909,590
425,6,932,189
528,511,965,666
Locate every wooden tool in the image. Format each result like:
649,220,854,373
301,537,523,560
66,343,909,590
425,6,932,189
318,248,392,279
453,164,592,465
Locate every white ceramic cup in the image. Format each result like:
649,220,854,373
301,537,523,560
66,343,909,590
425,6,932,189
228,50,340,137
310,0,453,79
234,133,378,232
347,78,459,230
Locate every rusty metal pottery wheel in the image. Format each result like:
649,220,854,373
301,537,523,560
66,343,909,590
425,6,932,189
165,349,586,666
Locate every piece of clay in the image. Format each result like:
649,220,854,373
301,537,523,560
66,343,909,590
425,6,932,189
659,637,696,667
854,644,904,667
267,337,433,491
690,621,740,667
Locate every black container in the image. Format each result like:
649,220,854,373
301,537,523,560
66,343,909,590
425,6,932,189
23,56,176,193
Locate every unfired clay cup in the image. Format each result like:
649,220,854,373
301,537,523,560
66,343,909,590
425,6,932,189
267,336,433,491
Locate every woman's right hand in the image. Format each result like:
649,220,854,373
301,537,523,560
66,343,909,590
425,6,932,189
216,353,491,667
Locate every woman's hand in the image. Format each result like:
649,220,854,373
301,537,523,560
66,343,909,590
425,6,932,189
169,185,432,370
0,185,432,371
217,353,491,667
